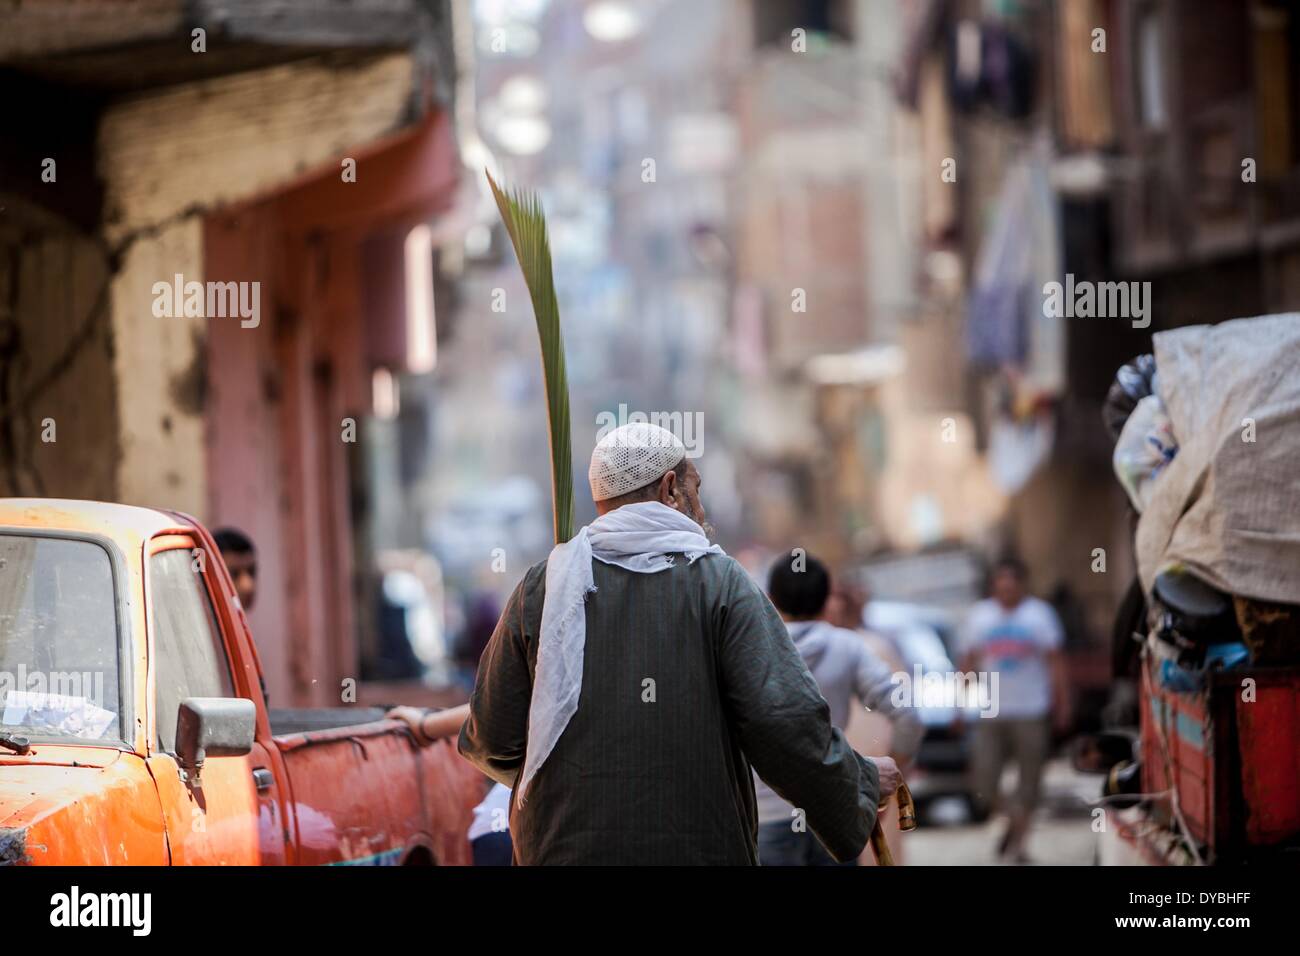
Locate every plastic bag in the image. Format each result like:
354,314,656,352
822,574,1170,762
1113,392,1178,512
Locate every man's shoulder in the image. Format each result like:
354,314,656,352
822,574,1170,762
664,552,763,610
702,553,764,595
513,557,549,605
520,550,742,576
520,551,751,605
651,551,754,597
706,551,751,578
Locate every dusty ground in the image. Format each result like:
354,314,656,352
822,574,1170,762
903,759,1101,866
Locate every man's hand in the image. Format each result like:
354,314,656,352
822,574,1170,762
386,703,471,746
386,705,433,745
872,755,902,804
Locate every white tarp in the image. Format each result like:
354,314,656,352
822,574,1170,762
1136,314,1300,603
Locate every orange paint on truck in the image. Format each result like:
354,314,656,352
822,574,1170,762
0,499,480,865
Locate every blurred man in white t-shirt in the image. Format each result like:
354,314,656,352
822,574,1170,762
960,557,1069,863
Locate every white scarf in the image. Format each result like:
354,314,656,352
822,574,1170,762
516,500,724,807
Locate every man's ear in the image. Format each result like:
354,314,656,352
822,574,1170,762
658,469,677,507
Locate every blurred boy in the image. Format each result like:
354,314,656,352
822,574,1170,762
758,553,923,866
213,527,258,612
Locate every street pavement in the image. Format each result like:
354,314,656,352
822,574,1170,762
905,758,1101,866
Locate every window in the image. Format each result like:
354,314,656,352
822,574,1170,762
0,535,121,741
150,548,235,753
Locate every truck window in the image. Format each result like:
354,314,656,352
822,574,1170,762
150,548,236,753
0,534,121,742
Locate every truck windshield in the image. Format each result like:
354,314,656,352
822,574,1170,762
0,535,121,742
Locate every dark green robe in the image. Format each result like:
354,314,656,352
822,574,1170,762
458,552,880,865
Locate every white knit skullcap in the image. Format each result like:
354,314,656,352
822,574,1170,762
588,422,686,502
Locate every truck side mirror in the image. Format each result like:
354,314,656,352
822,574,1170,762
175,697,256,781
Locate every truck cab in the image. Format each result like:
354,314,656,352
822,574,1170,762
0,499,480,865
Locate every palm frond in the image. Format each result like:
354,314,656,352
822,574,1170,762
486,170,575,544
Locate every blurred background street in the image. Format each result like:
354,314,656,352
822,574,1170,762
3,0,1299,865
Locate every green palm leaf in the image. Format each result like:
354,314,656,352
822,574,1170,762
486,170,575,544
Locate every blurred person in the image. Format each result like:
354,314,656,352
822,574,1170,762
823,574,909,680
462,589,502,665
959,557,1070,863
373,571,428,681
822,575,867,631
758,554,923,866
213,527,257,611
458,422,900,865
824,572,913,865
213,527,270,703
825,574,909,679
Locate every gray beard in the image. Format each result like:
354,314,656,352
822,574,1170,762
678,496,715,540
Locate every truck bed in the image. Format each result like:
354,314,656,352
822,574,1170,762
266,707,481,865
268,707,391,736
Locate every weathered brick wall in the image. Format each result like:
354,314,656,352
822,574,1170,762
0,199,120,501
93,51,419,515
107,217,207,514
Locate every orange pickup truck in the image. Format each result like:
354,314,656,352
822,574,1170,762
0,499,482,865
